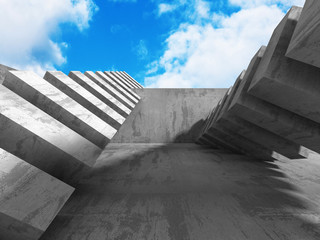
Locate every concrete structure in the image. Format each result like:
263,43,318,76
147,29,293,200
286,0,320,68
0,148,74,240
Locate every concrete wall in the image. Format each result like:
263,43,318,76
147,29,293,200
112,88,227,143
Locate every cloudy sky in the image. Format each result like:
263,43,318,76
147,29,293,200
0,0,305,87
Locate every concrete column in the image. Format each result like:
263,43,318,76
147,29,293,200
110,71,136,89
122,71,144,88
103,71,141,101
286,0,320,68
248,7,320,125
3,71,116,149
44,71,125,130
0,148,74,240
0,84,101,183
68,71,131,118
84,71,135,110
96,71,139,104
117,71,142,89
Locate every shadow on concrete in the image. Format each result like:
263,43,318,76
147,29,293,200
41,143,320,240
173,119,205,143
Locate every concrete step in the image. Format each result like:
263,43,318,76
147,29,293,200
0,148,74,240
121,71,144,88
68,71,131,118
84,71,135,110
117,71,142,88
0,84,100,183
3,70,115,149
44,71,125,130
109,71,136,89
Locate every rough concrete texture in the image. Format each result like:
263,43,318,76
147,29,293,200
84,71,135,110
286,0,320,68
40,143,320,240
68,71,131,118
0,64,15,84
248,7,320,124
44,71,125,130
0,148,74,240
4,71,117,148
0,84,100,183
111,88,227,143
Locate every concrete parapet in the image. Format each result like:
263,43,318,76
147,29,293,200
44,71,125,130
68,71,131,118
103,71,141,101
0,148,74,240
286,0,320,68
248,7,320,124
0,84,100,182
84,71,135,110
96,71,139,104
3,71,115,149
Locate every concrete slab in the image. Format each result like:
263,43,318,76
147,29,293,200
40,143,320,240
3,71,116,149
44,71,125,130
84,71,135,110
110,71,136,89
103,71,141,101
0,64,16,84
0,148,74,240
286,0,320,68
117,71,142,89
95,71,139,104
0,84,101,182
122,71,144,88
68,71,131,118
248,7,320,124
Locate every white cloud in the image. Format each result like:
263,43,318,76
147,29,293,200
133,40,149,60
158,3,178,15
0,0,98,76
145,0,306,88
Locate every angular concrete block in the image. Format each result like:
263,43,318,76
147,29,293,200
84,71,135,110
0,84,101,182
3,71,116,149
95,71,139,105
0,148,74,240
248,7,320,124
110,71,136,89
117,71,142,89
103,71,141,101
44,71,125,130
286,0,320,68
121,71,143,88
68,71,131,118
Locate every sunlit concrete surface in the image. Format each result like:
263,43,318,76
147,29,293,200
40,143,320,240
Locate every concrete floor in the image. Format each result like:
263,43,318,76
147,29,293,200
40,143,320,240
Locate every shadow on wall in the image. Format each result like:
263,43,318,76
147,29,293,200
173,119,205,143
40,143,320,240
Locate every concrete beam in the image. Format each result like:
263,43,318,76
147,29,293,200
68,71,131,118
44,71,125,130
110,71,136,89
248,7,320,124
121,71,144,88
0,148,74,240
117,71,142,89
103,71,141,101
84,71,135,110
3,71,116,149
95,71,139,104
0,84,101,182
286,0,320,68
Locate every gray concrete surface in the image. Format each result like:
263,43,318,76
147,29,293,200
44,71,125,130
0,148,74,240
40,143,320,240
116,71,141,88
111,88,227,143
68,71,131,118
286,0,320,68
3,71,116,148
122,71,143,88
84,71,135,110
109,71,136,89
0,64,15,84
248,7,320,124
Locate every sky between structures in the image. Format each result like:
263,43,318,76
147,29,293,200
0,0,305,87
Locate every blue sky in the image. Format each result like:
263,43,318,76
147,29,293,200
0,0,305,87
